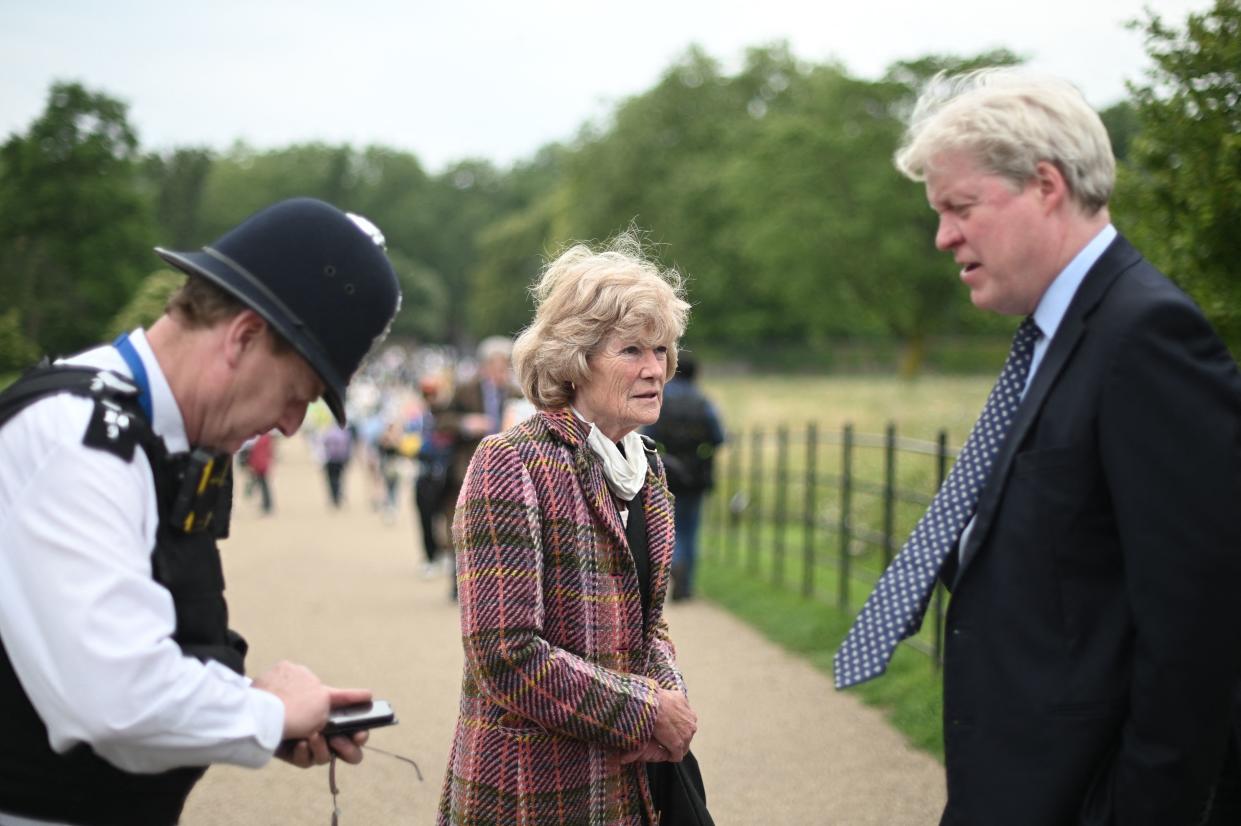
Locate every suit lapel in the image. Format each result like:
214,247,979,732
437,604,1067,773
958,235,1140,578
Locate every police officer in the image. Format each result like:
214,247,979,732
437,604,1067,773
0,198,402,826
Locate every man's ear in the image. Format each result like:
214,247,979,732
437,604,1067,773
223,310,268,368
1033,160,1070,213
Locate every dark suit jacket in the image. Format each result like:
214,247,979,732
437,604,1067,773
939,235,1241,826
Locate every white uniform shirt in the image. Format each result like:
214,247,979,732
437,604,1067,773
0,331,283,824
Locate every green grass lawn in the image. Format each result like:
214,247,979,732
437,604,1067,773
700,372,994,444
690,373,998,761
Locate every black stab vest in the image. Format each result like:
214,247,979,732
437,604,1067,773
0,365,247,826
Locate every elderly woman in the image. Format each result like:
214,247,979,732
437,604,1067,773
437,235,698,826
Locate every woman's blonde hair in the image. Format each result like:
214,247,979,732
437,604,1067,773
512,231,691,410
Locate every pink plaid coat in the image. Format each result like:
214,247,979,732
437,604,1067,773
437,407,687,825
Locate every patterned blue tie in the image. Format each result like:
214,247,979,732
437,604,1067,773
833,317,1042,689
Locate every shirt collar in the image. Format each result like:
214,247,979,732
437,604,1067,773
125,329,190,453
1032,224,1117,341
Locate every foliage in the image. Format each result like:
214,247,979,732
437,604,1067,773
466,145,569,338
555,46,770,346
0,308,41,373
103,268,185,340
546,45,1018,373
1115,0,1241,352
1099,101,1140,162
0,82,155,358
468,196,552,337
142,147,214,248
181,143,533,344
7,6,1235,372
386,247,449,342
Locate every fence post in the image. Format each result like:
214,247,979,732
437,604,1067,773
705,446,719,559
883,422,896,568
803,421,817,599
726,431,742,566
837,423,854,610
933,429,949,672
773,425,789,588
747,429,764,576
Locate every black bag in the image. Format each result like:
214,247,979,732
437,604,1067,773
648,750,715,826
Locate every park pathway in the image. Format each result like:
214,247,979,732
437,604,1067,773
181,435,945,825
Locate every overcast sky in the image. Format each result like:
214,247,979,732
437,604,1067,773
0,0,1212,172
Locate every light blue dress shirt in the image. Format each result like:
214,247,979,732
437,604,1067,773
1024,224,1119,396
958,224,1118,562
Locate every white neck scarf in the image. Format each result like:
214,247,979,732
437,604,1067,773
572,407,648,502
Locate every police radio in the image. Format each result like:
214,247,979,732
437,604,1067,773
168,448,233,536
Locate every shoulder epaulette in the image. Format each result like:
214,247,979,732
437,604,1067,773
82,393,145,461
0,365,147,462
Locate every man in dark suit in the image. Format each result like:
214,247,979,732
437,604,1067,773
840,68,1241,825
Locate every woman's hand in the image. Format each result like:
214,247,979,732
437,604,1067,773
620,739,675,764
651,688,697,760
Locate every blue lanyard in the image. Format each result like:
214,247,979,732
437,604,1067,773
112,333,153,422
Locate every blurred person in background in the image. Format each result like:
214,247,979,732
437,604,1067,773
376,419,405,523
436,335,521,600
0,198,401,825
643,351,724,601
318,421,355,508
239,430,276,515
412,374,452,576
438,234,703,826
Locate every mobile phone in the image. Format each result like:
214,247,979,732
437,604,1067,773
323,700,397,737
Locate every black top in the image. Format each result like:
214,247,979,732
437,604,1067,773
616,440,652,628
624,486,651,629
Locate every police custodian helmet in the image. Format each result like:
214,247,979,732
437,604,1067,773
155,197,401,426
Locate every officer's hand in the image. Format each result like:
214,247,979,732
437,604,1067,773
254,660,331,740
275,730,369,768
323,687,374,764
255,663,374,768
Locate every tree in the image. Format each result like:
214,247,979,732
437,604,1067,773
1114,0,1241,352
173,142,456,342
468,195,554,337
555,46,777,346
143,147,214,248
0,82,156,357
1099,101,1140,163
548,45,1021,371
104,269,185,340
0,308,40,373
467,144,571,338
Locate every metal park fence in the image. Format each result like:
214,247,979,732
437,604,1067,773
702,422,960,666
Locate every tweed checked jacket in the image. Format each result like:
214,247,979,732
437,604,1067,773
438,407,687,826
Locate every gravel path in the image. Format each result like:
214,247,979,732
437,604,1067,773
180,436,945,825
